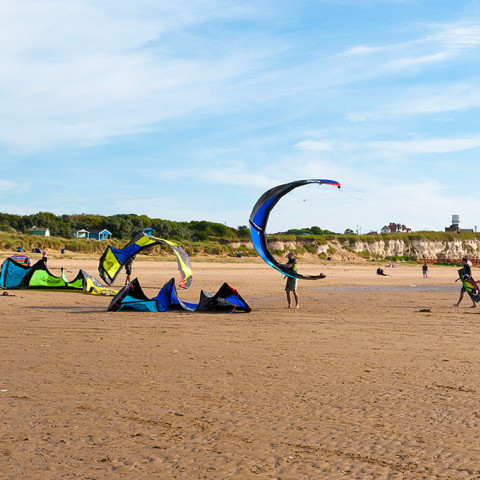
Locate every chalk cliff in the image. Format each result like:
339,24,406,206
230,237,480,262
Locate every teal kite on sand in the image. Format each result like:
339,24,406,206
0,257,116,295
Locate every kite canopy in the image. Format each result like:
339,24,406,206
108,277,251,313
98,232,193,288
0,258,116,295
249,179,341,280
9,255,31,267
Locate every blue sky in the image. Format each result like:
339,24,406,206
1,0,480,234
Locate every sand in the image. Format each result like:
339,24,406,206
2,254,480,479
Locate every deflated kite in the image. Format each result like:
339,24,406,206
98,231,193,288
108,277,251,313
249,179,341,279
0,258,116,295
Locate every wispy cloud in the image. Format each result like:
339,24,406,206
293,140,334,152
0,180,20,196
336,20,480,84
348,83,480,121
432,25,480,48
295,134,480,157
0,1,266,152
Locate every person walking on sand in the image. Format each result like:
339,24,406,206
454,257,476,308
422,262,428,279
285,252,299,309
41,246,48,264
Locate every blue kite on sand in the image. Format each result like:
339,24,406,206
108,278,251,313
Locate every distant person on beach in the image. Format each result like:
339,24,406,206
454,257,476,308
285,252,299,309
125,255,135,285
42,246,48,264
422,262,428,279
376,267,387,276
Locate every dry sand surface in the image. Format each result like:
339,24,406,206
2,254,480,479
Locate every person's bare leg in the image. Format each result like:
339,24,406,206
293,291,299,308
453,291,464,307
286,291,292,308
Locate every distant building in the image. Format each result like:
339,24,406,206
89,228,112,241
387,223,411,233
445,215,474,233
380,223,411,234
445,214,473,232
72,229,90,239
30,226,50,237
445,214,460,232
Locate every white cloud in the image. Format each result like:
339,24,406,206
347,83,480,122
364,135,480,156
293,140,334,151
335,20,480,88
0,1,265,152
294,134,480,159
385,51,452,72
0,180,30,200
432,25,480,48
0,180,19,195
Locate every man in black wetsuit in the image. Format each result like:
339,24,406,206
285,252,299,309
454,257,476,308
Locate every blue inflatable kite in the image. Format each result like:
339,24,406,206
249,179,341,279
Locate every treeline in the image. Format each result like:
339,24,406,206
286,226,336,236
0,212,252,241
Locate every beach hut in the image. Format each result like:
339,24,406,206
29,226,50,237
72,229,90,239
89,229,112,241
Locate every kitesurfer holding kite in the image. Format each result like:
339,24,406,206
454,257,476,308
285,252,299,309
42,246,48,264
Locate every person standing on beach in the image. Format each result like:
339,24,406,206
125,255,135,285
454,257,476,308
285,252,299,309
42,246,48,264
422,262,428,279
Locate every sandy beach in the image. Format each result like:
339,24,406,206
2,254,480,479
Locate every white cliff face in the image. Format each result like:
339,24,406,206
348,238,480,260
232,237,480,261
230,242,254,250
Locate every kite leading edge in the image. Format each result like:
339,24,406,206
249,179,341,280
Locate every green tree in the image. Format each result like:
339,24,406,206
172,224,192,241
310,226,323,235
119,218,135,239
237,225,250,238
193,231,209,242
